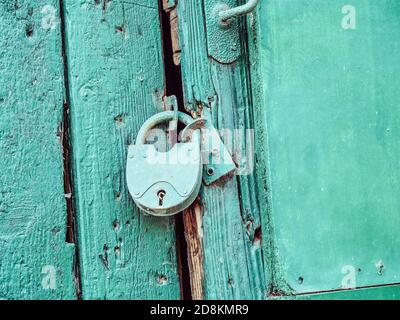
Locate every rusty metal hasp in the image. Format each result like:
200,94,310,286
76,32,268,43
200,114,237,185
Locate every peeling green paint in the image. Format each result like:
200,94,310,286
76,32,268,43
62,0,180,300
0,0,76,300
1,0,400,301
177,0,266,300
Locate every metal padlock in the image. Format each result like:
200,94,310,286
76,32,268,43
126,111,203,217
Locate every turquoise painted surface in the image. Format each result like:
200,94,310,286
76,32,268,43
256,0,400,294
177,0,266,299
0,1,76,299
62,0,180,299
2,0,400,301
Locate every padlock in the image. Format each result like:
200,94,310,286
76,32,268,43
126,111,203,217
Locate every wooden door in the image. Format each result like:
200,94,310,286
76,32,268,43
253,0,400,298
1,0,400,300
174,0,266,300
0,0,76,299
0,0,180,300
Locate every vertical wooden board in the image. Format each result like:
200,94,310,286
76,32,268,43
63,0,180,299
0,1,76,299
256,0,400,294
177,0,266,299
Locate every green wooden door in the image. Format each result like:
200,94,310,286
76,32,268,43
0,0,180,300
175,0,266,300
1,0,400,300
253,0,400,297
0,0,76,300
62,0,180,300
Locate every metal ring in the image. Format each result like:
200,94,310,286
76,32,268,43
135,111,200,145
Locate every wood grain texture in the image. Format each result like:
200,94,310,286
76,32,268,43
183,202,204,300
244,1,282,296
177,0,266,299
177,0,215,111
62,0,180,299
0,0,76,299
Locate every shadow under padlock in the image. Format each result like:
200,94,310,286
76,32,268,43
126,111,203,216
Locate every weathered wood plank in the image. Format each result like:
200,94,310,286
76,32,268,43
245,3,278,296
177,0,266,299
183,203,204,300
0,0,76,299
62,0,180,299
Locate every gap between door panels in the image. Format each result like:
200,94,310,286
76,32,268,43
159,0,193,300
58,0,82,300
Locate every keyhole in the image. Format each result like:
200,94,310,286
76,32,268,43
158,190,166,206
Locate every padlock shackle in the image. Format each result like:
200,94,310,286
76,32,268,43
135,111,200,145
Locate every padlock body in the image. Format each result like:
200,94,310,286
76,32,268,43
126,141,202,216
